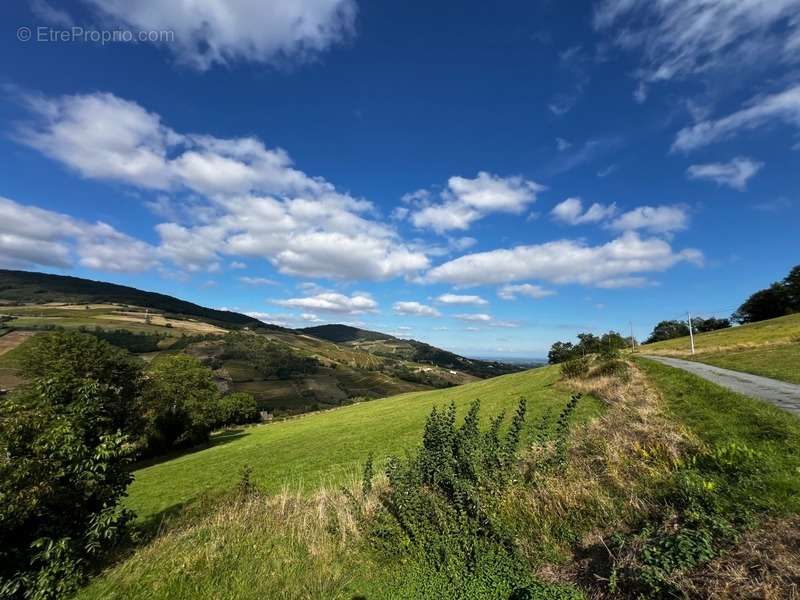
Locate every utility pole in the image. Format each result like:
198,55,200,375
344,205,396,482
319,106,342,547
687,312,695,355
629,321,636,352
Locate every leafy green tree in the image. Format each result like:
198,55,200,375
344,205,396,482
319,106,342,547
732,264,800,323
547,341,577,364
0,378,134,600
217,392,259,427
645,320,690,344
18,331,145,437
692,317,731,333
141,354,221,454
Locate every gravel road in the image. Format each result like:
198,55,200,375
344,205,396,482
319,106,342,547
642,355,800,417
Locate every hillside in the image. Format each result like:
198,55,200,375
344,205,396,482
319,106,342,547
640,313,800,384
303,323,523,379
0,270,521,414
300,324,392,343
125,365,601,521
77,353,800,599
0,269,263,329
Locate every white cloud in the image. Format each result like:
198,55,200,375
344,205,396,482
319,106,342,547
454,313,519,328
608,205,689,234
0,196,156,272
393,301,441,317
274,292,378,314
239,276,276,286
687,156,764,190
456,313,492,322
497,284,555,300
425,231,702,287
551,197,617,225
556,137,572,151
673,85,800,152
408,172,544,233
16,91,429,281
436,293,488,306
595,0,800,84
86,0,357,70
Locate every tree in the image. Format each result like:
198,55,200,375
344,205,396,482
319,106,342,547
733,265,800,323
600,331,628,354
547,341,577,364
732,284,789,324
0,368,134,600
576,333,601,355
645,320,690,344
141,354,221,454
692,317,731,333
217,392,259,427
18,331,145,437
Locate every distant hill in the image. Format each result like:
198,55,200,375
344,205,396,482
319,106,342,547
302,323,522,379
0,270,524,413
300,324,393,343
0,270,264,329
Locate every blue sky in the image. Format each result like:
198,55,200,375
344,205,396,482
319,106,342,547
0,0,798,357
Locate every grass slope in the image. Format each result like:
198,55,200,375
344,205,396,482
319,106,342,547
638,358,800,512
682,343,800,385
127,365,602,524
639,313,800,384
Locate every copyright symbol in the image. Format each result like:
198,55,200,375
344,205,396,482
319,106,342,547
17,27,32,42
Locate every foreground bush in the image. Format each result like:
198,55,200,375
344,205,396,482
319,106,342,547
0,379,135,599
368,399,581,598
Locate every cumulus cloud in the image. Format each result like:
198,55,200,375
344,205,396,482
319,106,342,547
436,293,488,306
85,0,357,70
608,205,689,234
274,292,378,314
0,196,156,272
551,197,617,225
406,172,544,233
673,85,800,152
425,231,702,287
595,0,800,85
497,284,555,300
393,301,441,317
16,91,429,281
687,156,764,190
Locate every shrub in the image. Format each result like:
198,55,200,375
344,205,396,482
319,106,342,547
0,375,136,599
368,398,568,597
610,442,767,597
560,357,590,379
590,358,629,380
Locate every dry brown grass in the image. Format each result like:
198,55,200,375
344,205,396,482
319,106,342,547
507,361,698,589
680,515,800,599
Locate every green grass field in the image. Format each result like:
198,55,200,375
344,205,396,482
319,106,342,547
684,343,800,384
640,313,800,354
126,365,602,524
639,313,800,384
638,358,800,512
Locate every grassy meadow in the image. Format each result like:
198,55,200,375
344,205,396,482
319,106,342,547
639,313,800,383
79,354,800,599
127,365,603,523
